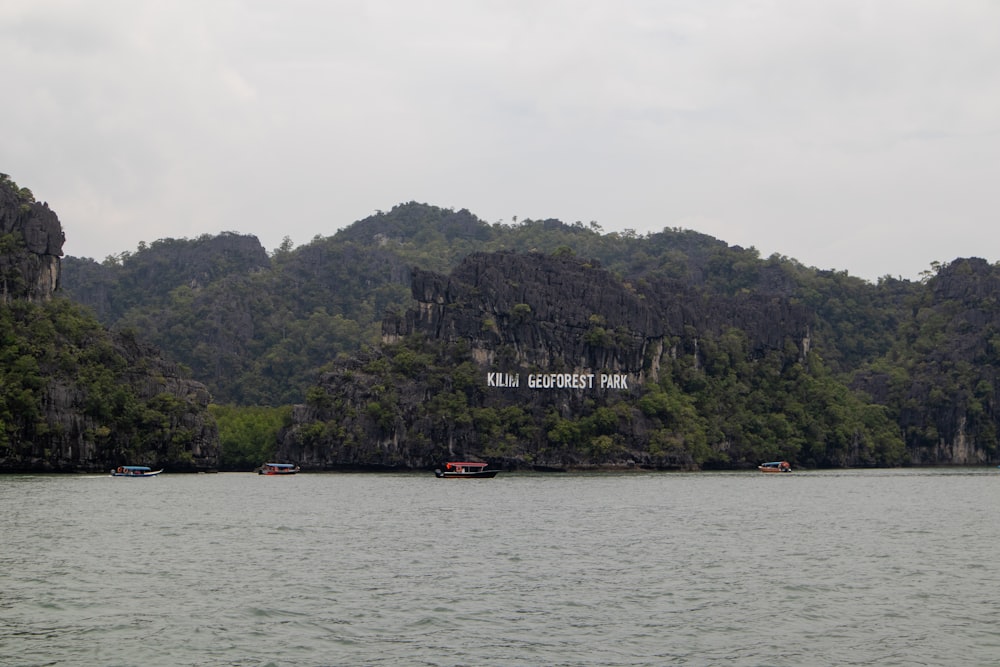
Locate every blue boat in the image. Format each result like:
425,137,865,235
111,466,163,477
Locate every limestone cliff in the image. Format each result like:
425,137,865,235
0,174,63,303
386,252,662,377
384,252,812,384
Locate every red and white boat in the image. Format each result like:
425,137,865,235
434,462,499,478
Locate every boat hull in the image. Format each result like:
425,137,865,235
434,469,499,478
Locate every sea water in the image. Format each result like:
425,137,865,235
2,468,999,666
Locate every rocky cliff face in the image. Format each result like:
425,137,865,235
386,252,662,376
384,252,812,380
17,329,220,473
0,176,63,303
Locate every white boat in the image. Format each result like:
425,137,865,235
110,466,162,477
258,462,300,475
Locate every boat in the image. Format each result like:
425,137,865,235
758,461,792,473
110,466,162,477
434,462,500,478
258,462,300,475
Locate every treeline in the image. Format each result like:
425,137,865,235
209,404,291,469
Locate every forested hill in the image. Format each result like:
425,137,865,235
57,200,1000,468
62,201,915,404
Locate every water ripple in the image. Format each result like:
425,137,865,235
2,469,1000,665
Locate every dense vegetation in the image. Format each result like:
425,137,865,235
47,201,1000,468
280,247,909,470
209,403,291,469
0,298,215,470
289,326,906,470
62,204,920,402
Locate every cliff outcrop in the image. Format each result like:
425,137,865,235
384,251,813,382
0,174,63,303
9,325,220,473
387,252,662,374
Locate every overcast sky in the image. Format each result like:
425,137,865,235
3,1,999,282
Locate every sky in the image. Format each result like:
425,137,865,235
2,1,999,282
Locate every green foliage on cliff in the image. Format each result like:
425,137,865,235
653,329,906,468
284,320,904,470
0,298,216,470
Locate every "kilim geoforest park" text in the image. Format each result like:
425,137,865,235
486,372,629,390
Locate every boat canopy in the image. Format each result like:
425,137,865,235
122,466,152,471
263,463,296,468
445,462,488,468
